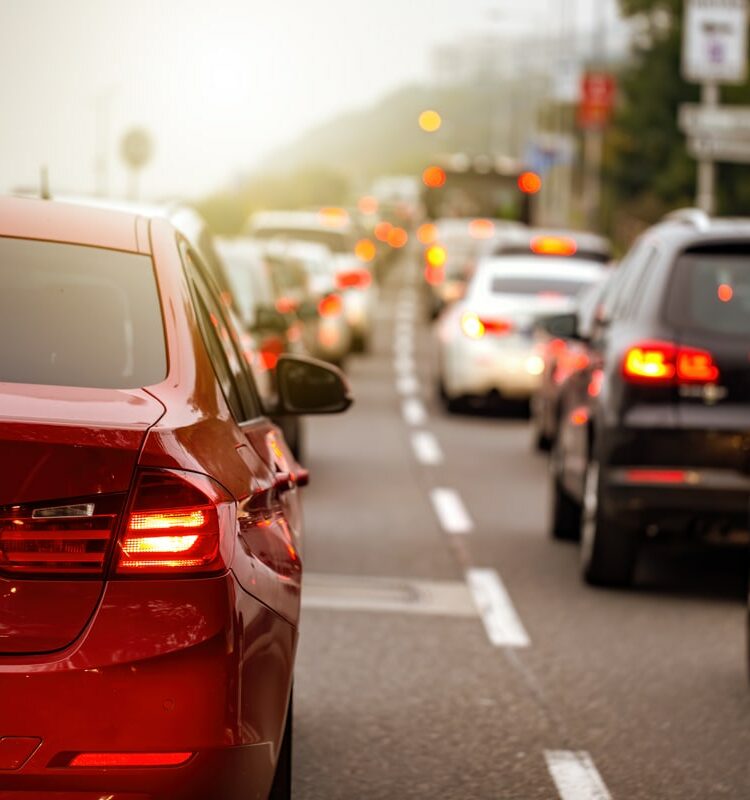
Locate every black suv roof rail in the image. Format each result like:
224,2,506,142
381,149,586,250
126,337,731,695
662,207,711,232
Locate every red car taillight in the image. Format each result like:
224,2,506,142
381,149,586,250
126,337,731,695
336,269,372,290
623,341,720,385
259,335,285,371
318,293,343,317
0,496,121,576
115,470,234,576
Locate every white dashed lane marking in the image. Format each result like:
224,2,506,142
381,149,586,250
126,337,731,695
396,375,420,396
545,751,612,800
411,431,443,465
402,398,427,426
466,568,530,648
430,488,473,535
394,355,416,375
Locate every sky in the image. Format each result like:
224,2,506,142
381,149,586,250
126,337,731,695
0,0,622,199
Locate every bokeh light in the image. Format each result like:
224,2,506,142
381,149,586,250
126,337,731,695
517,171,543,195
358,195,379,215
419,110,442,133
387,227,409,248
355,238,377,262
374,221,393,242
422,166,447,189
468,219,495,239
417,223,438,245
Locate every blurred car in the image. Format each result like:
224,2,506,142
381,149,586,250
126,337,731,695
264,239,352,366
422,217,527,318
549,210,750,587
530,274,612,451
493,228,613,264
246,209,377,352
0,195,351,800
217,237,310,459
435,256,605,412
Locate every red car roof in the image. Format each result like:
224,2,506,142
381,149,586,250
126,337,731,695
0,195,150,254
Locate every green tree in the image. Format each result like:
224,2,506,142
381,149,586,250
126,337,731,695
607,0,750,243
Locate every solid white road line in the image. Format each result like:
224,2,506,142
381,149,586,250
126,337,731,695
545,751,612,800
396,375,420,396
411,431,443,465
402,397,427,426
430,488,473,535
466,568,530,648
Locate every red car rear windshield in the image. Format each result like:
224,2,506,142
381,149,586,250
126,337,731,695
667,245,750,338
0,237,167,389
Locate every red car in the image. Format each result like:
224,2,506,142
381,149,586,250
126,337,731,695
0,196,351,799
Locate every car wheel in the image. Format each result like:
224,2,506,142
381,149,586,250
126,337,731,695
580,459,638,587
548,442,581,540
268,692,293,800
437,376,464,414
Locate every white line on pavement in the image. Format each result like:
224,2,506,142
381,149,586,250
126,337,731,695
430,488,473,535
402,397,427,426
545,751,612,800
411,431,443,465
394,339,414,357
466,568,530,648
396,375,420,396
394,355,416,375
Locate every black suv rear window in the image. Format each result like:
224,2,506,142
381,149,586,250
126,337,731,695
667,246,750,337
0,237,166,389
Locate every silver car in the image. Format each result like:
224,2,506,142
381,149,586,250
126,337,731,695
435,256,605,411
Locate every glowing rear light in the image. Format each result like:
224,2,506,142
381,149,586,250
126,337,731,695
530,236,578,256
623,342,676,383
70,752,193,768
318,207,349,227
116,471,233,575
275,296,297,314
625,470,688,484
588,368,604,398
387,227,409,248
718,283,733,302
623,341,720,385
355,238,377,262
417,223,438,244
0,497,120,576
259,336,284,371
374,221,392,242
425,245,447,268
318,293,343,317
336,269,372,290
482,318,514,335
570,407,590,426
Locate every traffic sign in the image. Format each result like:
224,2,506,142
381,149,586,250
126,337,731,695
578,72,617,130
120,128,153,170
688,135,750,162
679,103,750,138
682,0,748,85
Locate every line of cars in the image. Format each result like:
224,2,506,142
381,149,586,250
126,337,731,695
0,194,353,799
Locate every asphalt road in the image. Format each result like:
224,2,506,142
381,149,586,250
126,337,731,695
292,249,750,799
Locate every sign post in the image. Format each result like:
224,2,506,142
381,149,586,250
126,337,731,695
682,0,749,214
120,128,154,201
578,72,617,231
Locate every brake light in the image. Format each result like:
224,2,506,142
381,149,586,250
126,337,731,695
469,219,495,239
275,296,297,314
588,368,604,398
355,238,377,262
623,341,719,385
530,236,577,256
424,265,445,286
0,496,121,576
116,470,234,575
374,221,392,242
318,293,343,317
69,752,193,768
460,313,513,339
625,469,689,484
718,283,733,302
336,269,372,290
259,336,284,371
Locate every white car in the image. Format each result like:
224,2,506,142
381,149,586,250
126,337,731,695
435,256,605,411
247,210,378,352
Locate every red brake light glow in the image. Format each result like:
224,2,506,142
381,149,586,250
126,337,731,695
469,219,495,239
318,293,343,317
623,341,720,385
70,752,193,768
530,236,577,257
336,269,372,290
625,470,689,484
518,171,542,194
259,336,284,371
718,283,733,302
116,471,232,575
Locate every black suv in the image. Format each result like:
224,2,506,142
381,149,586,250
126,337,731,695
548,209,750,586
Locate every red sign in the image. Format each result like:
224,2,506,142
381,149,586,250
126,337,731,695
578,72,617,130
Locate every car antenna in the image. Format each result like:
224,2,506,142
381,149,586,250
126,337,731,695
40,165,51,200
